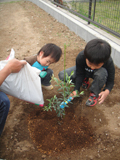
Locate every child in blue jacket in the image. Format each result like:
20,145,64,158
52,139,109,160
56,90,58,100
24,43,62,90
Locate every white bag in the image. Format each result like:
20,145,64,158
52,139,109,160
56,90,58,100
0,49,44,106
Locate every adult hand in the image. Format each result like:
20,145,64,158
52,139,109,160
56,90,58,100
7,59,27,73
0,59,27,86
98,89,110,104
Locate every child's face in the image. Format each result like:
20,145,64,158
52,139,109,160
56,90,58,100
86,59,104,70
37,51,55,66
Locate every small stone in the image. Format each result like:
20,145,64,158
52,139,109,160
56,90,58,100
97,153,100,158
42,155,46,159
117,123,120,127
7,49,10,52
89,155,94,159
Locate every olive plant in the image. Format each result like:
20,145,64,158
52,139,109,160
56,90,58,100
43,72,79,118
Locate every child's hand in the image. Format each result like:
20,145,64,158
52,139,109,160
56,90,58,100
70,90,77,100
98,89,110,104
39,71,47,78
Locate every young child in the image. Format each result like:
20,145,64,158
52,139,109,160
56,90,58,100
24,43,62,90
58,38,115,106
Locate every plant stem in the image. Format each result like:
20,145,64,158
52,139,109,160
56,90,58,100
64,43,66,101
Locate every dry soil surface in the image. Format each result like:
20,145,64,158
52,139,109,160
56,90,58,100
0,1,120,160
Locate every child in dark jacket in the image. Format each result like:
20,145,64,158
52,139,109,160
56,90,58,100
24,43,62,90
58,38,115,106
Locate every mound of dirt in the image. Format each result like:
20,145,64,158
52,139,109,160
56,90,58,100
28,98,95,155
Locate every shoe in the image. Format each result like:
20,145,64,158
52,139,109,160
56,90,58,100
42,85,53,90
82,78,90,89
86,92,100,106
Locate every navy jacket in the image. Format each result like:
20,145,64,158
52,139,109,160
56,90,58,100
74,50,115,92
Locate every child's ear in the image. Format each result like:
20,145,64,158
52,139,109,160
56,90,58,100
39,51,44,57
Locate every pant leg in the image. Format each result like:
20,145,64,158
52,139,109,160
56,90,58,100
41,68,53,86
90,67,108,96
58,66,76,83
0,91,10,136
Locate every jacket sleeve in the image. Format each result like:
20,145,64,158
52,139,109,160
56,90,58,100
24,55,37,66
103,57,115,92
74,51,86,91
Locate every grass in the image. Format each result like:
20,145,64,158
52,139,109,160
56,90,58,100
65,1,120,36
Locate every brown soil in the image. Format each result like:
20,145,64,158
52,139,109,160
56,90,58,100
0,1,120,160
28,98,95,155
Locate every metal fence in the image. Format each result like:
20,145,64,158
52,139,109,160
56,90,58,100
50,0,120,38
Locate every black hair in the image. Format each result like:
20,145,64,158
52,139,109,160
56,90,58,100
84,39,111,64
37,43,62,62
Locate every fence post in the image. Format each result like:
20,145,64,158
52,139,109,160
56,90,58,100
93,0,96,21
88,0,92,24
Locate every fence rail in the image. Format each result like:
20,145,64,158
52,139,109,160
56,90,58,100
50,0,120,38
